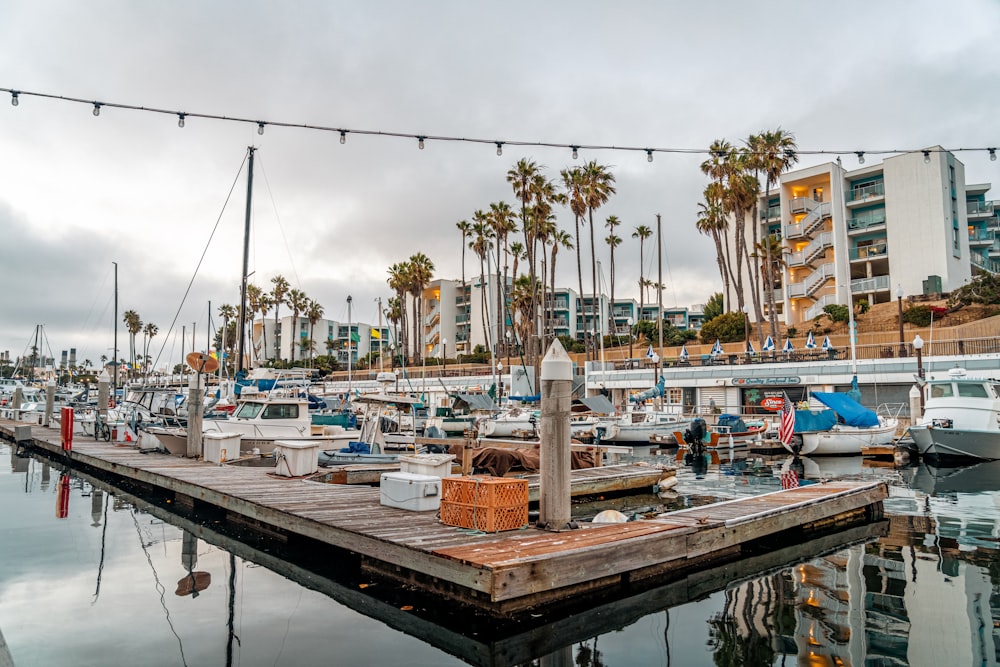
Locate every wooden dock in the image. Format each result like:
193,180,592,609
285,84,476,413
1,419,888,617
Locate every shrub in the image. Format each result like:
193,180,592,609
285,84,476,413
855,299,870,314
786,327,798,338
903,305,933,327
699,311,747,344
823,304,850,323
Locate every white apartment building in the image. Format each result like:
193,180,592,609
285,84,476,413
252,315,392,366
726,147,998,327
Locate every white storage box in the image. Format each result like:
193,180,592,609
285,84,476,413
273,440,320,477
380,472,442,511
203,432,241,464
399,453,455,478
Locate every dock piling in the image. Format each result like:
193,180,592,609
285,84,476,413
186,374,203,458
43,379,55,427
538,340,574,531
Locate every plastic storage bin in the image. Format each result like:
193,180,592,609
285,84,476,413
439,476,529,532
203,432,241,464
380,472,442,511
273,440,320,477
399,453,455,478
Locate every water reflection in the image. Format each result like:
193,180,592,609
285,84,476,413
5,440,1000,666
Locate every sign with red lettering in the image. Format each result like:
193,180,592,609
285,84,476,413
760,396,786,412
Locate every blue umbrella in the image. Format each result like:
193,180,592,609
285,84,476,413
746,340,756,355
645,344,655,359
711,339,723,356
762,336,775,352
821,336,833,351
805,331,817,349
679,346,689,361
782,338,794,353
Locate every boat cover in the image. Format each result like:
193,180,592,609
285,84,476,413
811,391,880,428
575,394,616,415
630,376,665,402
792,409,838,433
451,393,499,412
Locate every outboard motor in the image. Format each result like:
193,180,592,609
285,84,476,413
683,417,707,456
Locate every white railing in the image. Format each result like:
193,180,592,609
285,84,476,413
805,293,838,320
787,250,804,267
851,274,890,293
804,263,835,296
787,283,806,298
801,201,832,236
803,232,834,264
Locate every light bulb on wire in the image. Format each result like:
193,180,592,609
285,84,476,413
339,131,346,144
990,148,997,162
177,113,185,128
92,103,101,117
257,122,265,135
646,149,654,163
417,136,425,150
856,151,865,165
923,150,931,164
571,146,579,160
496,142,503,157
10,91,18,106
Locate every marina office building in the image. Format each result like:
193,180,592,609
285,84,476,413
728,146,998,326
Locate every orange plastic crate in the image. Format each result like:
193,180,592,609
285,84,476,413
440,476,529,532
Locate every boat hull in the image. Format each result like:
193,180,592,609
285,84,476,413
911,424,1000,461
787,420,898,456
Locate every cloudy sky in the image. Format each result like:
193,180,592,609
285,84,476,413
1,0,998,369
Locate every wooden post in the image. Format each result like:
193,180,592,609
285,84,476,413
12,387,22,420
186,374,203,458
538,339,574,531
97,371,109,431
43,379,56,427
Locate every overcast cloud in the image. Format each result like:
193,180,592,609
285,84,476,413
1,0,998,369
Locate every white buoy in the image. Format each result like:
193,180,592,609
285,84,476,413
592,509,629,524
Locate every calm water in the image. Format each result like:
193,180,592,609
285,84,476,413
2,442,999,667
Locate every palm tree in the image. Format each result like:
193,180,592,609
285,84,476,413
246,283,263,364
488,201,518,349
549,228,573,338
385,296,404,367
305,299,324,367
509,241,525,281
456,219,471,287
407,253,435,365
286,289,309,365
122,310,142,381
560,167,587,351
748,129,798,340
270,275,290,362
696,196,732,301
470,215,495,351
142,322,158,381
217,304,237,372
580,161,617,356
605,215,622,334
507,159,542,368
387,262,410,364
632,224,652,328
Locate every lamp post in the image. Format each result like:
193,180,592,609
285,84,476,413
441,337,447,375
626,317,634,361
896,285,906,357
913,334,925,414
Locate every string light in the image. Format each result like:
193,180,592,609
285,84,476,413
417,136,425,149
2,85,997,164
923,150,931,164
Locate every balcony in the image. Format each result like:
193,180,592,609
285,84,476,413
787,250,804,267
759,204,781,221
805,293,838,321
804,263,835,296
848,210,887,232
969,229,995,247
784,200,831,239
971,252,1000,274
851,274,890,293
847,182,885,203
849,242,888,261
803,232,834,265
967,201,995,218
787,283,806,298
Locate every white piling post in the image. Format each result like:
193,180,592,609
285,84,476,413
12,387,23,420
43,379,56,427
97,370,110,426
539,339,574,531
186,374,203,458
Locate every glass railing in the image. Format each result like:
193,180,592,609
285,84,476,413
759,204,781,220
849,242,888,260
970,253,1000,273
851,274,890,293
848,182,885,201
967,201,995,215
847,210,887,230
969,229,996,243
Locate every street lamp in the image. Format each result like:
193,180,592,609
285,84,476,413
441,337,448,374
913,334,925,414
626,317,634,361
896,285,906,357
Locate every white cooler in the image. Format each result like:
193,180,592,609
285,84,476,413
203,432,241,464
399,453,455,478
380,472,441,511
273,440,320,477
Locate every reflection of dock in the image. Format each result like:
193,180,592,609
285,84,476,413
43,455,889,667
2,420,888,618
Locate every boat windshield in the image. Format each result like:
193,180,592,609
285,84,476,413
957,383,990,399
930,383,954,399
235,402,265,419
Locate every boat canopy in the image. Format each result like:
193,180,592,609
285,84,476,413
355,392,423,405
811,392,880,428
575,395,616,415
451,393,498,412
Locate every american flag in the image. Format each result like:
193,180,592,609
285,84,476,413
778,393,796,447
781,469,799,489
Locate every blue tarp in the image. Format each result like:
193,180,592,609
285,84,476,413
811,391,880,428
630,376,665,402
340,441,371,454
792,409,838,433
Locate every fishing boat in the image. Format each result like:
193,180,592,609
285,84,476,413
782,391,899,456
909,367,1000,461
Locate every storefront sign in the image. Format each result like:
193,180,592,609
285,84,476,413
731,377,800,386
759,396,786,411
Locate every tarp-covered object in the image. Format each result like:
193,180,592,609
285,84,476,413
811,391,880,428
575,394,616,415
630,376,665,402
792,409,838,433
451,393,499,412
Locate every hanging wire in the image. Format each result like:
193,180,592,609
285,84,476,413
2,86,997,161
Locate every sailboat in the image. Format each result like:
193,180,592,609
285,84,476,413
782,306,899,455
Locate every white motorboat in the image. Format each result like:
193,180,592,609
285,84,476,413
910,367,1000,461
477,406,537,438
783,391,899,456
597,408,691,446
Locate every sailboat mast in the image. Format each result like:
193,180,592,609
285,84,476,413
377,296,383,373
347,295,353,393
237,146,255,375
656,214,664,411
112,261,118,402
